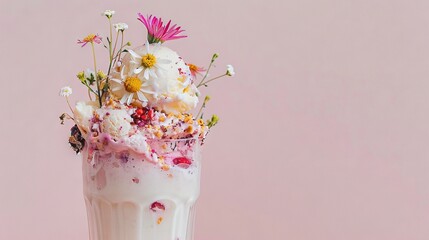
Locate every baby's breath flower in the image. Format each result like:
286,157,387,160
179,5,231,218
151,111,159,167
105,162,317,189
113,23,128,32
77,71,85,81
212,53,219,62
207,114,219,128
59,86,73,97
102,10,115,18
204,95,211,104
226,65,235,76
97,70,106,80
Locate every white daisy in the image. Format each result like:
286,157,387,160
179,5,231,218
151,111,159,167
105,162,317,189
110,67,155,105
127,42,171,80
59,86,72,97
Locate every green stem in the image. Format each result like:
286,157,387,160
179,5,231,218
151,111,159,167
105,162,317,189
87,89,92,100
84,82,98,95
109,31,121,74
90,42,101,107
111,32,126,72
197,74,227,88
196,102,205,119
197,60,214,87
105,31,120,96
66,96,75,115
117,32,125,64
112,31,120,62
108,18,113,61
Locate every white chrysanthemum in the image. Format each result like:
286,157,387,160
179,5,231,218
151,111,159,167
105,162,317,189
102,10,115,18
59,86,72,97
226,64,235,76
114,23,128,32
127,41,171,80
110,66,154,105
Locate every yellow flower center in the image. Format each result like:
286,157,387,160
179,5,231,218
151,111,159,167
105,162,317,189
124,77,142,93
188,64,198,72
142,54,157,68
84,34,96,42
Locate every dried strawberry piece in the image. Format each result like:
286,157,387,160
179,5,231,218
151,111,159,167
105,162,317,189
172,157,192,169
150,201,166,212
132,177,140,184
148,109,154,119
135,108,144,116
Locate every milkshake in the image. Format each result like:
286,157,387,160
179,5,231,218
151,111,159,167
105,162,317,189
59,9,234,240
82,138,201,240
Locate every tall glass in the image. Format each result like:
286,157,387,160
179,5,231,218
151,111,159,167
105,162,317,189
82,138,202,240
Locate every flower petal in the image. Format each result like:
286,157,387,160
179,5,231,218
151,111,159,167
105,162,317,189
110,78,122,84
127,93,134,105
144,69,150,80
111,86,122,91
127,49,142,60
134,66,143,74
157,58,171,64
149,69,158,79
145,41,150,53
120,93,129,104
137,91,148,101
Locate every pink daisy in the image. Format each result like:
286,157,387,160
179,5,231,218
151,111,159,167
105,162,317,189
137,13,187,43
186,63,206,78
77,34,102,47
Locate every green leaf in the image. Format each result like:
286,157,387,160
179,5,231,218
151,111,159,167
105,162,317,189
87,73,95,85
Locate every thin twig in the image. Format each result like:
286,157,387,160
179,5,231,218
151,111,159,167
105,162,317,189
197,74,227,88
197,59,215,87
66,96,75,115
90,42,101,107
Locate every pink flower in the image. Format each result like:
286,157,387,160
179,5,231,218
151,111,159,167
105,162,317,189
137,13,187,43
77,34,102,47
186,63,206,78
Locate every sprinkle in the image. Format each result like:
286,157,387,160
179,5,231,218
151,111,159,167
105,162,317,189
185,126,193,134
177,75,186,82
132,177,140,184
157,217,163,224
197,119,204,126
155,131,163,138
184,115,193,124
161,164,170,171
159,116,166,122
183,85,190,93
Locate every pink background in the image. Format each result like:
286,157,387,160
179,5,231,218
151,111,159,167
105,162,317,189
1,0,429,239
